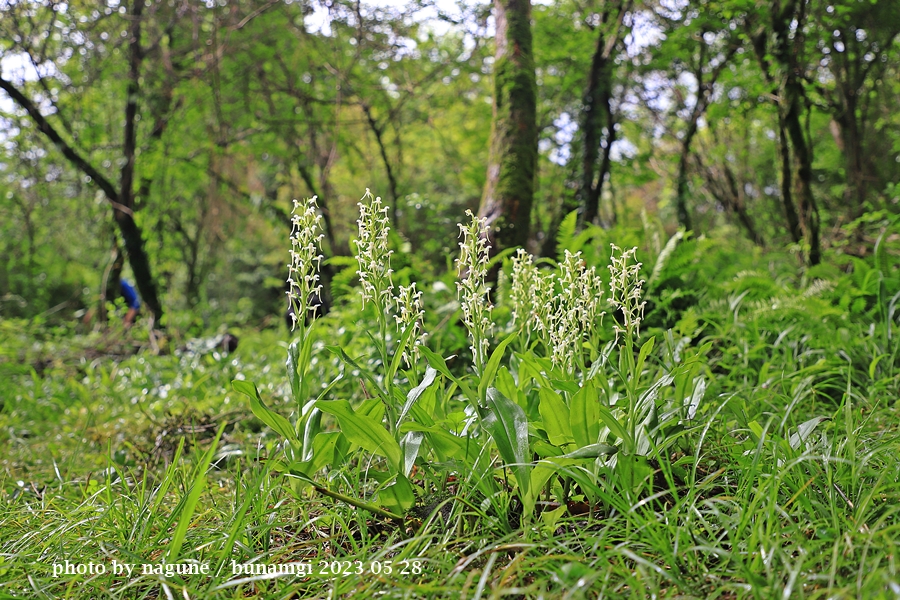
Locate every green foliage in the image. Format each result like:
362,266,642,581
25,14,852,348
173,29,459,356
2,217,900,596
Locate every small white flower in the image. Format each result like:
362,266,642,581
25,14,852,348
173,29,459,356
355,189,395,316
287,197,325,330
608,244,646,339
394,283,426,367
510,249,538,330
456,210,494,372
546,251,604,371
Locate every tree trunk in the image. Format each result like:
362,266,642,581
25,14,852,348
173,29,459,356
771,0,821,264
578,46,614,228
776,118,803,245
721,162,765,247
783,80,821,264
118,0,165,318
479,0,538,257
749,0,821,264
0,0,165,322
577,0,630,229
675,124,698,232
833,97,869,216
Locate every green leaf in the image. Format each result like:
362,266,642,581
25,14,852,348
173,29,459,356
478,332,518,401
495,366,519,408
286,340,301,401
686,376,706,420
868,355,885,380
635,336,656,380
316,399,402,473
523,457,581,514
789,416,830,450
538,387,573,447
484,387,531,496
387,320,420,385
569,384,600,448
419,345,478,405
377,473,416,514
398,366,438,426
301,405,322,461
402,423,475,462
287,323,317,402
636,373,674,426
288,432,342,477
559,443,618,459
326,345,385,401
233,380,298,445
556,210,578,260
597,406,631,448
401,431,425,476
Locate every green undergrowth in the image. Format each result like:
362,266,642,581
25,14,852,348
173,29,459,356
1,215,899,599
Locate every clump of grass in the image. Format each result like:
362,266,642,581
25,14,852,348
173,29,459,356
2,205,899,599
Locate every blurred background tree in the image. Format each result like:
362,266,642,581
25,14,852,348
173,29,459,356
1,0,898,327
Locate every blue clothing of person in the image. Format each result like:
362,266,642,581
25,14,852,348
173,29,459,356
120,280,141,310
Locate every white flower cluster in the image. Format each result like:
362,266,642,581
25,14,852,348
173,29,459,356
287,197,325,330
511,249,604,371
509,249,538,329
549,251,605,371
394,283,426,366
608,244,646,338
355,190,428,363
355,189,395,314
456,210,493,372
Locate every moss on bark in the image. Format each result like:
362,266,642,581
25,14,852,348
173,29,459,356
479,0,538,257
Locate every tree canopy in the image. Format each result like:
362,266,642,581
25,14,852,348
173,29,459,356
1,0,898,323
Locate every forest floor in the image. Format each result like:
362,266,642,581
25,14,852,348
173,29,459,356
2,240,900,599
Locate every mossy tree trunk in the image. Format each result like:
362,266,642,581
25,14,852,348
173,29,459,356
479,0,537,258
0,0,165,321
751,0,821,265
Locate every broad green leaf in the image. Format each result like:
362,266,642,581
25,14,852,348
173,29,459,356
398,366,438,426
316,399,402,473
301,407,322,461
636,373,674,426
686,376,706,420
869,355,885,380
401,423,475,461
635,336,656,379
597,406,631,448
419,346,477,404
570,385,600,448
326,346,385,400
401,431,425,476
233,380,298,445
286,340,301,401
559,443,618,459
495,366,518,409
478,332,518,401
747,420,765,443
538,387,573,447
789,416,830,450
484,387,531,497
387,320,420,385
517,353,552,389
377,473,416,514
357,397,386,422
524,457,582,515
290,432,342,477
